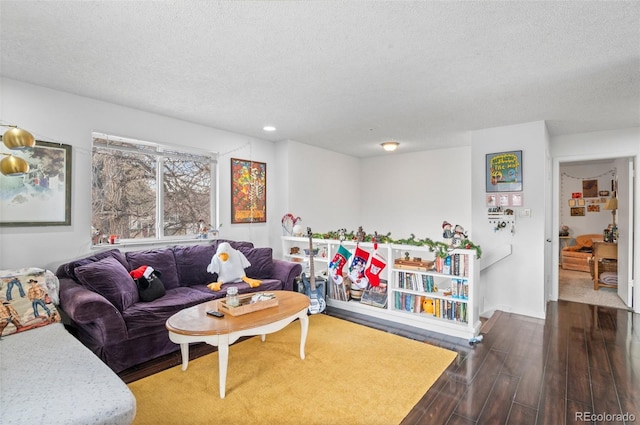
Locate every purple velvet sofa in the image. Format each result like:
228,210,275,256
56,240,302,373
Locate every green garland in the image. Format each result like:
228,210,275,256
310,229,482,259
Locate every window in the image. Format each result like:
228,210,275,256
91,133,217,244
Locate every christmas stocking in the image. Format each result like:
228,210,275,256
329,245,351,285
348,246,370,289
365,252,387,287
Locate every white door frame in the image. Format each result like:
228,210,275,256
551,153,637,312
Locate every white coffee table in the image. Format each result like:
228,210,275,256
165,290,310,398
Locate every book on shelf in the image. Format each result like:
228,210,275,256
428,298,468,323
396,271,436,293
394,292,424,313
360,281,388,308
328,278,348,301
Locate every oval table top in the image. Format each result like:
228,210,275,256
166,290,309,337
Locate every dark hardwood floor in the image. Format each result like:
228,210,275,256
119,301,639,424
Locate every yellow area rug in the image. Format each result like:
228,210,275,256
129,314,457,425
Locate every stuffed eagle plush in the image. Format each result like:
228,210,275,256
206,242,261,291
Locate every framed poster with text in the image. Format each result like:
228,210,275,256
486,150,523,192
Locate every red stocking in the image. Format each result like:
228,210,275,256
365,252,386,287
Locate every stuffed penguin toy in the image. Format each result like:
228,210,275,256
206,242,261,291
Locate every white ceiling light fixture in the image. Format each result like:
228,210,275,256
381,141,399,152
263,126,276,132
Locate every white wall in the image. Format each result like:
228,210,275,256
0,78,278,270
471,121,548,319
359,146,472,241
283,140,362,238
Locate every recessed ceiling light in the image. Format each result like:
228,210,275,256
263,126,276,132
381,141,399,152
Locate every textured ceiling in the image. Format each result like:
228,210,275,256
1,1,639,157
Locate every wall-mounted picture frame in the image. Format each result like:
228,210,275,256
486,150,522,192
582,179,598,198
231,158,266,224
0,140,72,227
570,207,585,217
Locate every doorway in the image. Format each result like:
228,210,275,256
552,155,635,310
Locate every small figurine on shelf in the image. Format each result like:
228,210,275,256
442,221,453,246
355,226,365,243
197,219,209,239
452,224,468,248
423,298,434,315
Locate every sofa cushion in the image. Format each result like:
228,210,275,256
75,257,139,312
173,244,217,286
61,249,129,282
240,247,274,279
122,287,214,339
214,239,254,250
0,268,62,337
563,233,603,252
126,248,180,290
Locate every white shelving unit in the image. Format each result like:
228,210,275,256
282,236,481,340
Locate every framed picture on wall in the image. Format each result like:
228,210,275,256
230,158,267,223
0,140,72,226
582,179,598,198
486,150,523,192
570,207,585,217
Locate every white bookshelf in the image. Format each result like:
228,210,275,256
282,236,481,340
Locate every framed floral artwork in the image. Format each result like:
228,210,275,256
0,140,72,226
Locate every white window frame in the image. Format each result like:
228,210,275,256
91,132,219,245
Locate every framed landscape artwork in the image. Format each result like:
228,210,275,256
0,140,72,226
231,158,266,223
486,150,523,192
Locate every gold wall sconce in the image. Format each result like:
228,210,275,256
0,125,35,176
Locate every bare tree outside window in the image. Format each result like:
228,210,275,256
91,134,216,244
163,157,211,236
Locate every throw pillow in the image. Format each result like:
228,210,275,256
240,247,274,280
173,244,217,286
126,248,180,290
60,249,129,281
0,268,61,337
75,256,139,311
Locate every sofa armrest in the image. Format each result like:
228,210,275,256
58,278,128,346
271,259,303,291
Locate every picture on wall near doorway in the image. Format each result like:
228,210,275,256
486,150,523,192
582,179,598,197
0,140,72,227
587,205,600,212
570,207,585,217
231,158,267,224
